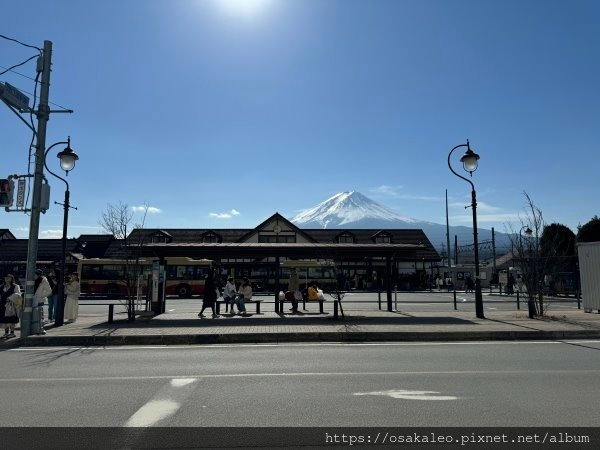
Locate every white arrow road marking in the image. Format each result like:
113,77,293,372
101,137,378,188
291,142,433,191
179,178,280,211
354,389,458,401
125,378,198,427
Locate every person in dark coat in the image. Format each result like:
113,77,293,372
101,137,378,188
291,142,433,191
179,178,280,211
1,274,21,339
198,271,219,318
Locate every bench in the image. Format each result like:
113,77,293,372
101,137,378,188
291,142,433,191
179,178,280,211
215,299,263,315
79,300,134,323
278,298,326,314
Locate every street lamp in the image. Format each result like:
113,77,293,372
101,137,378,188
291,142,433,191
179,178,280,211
44,137,79,327
448,140,485,319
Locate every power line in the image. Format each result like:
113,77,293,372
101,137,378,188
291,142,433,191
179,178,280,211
0,54,38,76
0,64,37,81
0,34,42,52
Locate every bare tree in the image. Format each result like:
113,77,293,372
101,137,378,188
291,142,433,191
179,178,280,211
507,192,573,318
98,202,150,321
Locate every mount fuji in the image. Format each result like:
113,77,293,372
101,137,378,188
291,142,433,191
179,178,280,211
291,191,505,254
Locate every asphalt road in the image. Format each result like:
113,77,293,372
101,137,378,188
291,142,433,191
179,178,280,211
76,292,581,317
2,341,599,427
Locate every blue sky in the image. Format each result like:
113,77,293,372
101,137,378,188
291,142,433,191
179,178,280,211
1,0,599,240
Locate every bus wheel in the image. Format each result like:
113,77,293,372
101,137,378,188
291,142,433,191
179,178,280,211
177,284,192,298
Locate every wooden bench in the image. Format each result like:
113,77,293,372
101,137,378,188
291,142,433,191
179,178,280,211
278,298,326,314
215,299,263,315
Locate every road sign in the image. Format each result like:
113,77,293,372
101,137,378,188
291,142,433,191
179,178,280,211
16,178,26,208
0,82,30,111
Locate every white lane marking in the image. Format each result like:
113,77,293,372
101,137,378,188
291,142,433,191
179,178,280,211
171,378,195,387
125,377,198,427
2,369,600,383
355,389,458,401
125,400,179,427
10,340,600,351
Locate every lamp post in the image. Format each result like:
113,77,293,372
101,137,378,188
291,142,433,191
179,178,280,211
448,140,485,319
44,137,79,327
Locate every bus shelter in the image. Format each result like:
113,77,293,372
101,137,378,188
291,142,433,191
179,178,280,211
138,242,423,314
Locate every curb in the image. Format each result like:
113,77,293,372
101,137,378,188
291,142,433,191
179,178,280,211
15,329,600,347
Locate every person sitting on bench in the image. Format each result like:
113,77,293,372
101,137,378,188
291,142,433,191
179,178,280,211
223,277,237,314
234,277,252,315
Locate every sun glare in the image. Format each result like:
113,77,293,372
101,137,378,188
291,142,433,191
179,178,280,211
215,0,272,18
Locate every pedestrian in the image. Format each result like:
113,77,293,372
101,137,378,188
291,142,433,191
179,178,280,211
507,273,515,295
287,268,300,313
465,276,474,294
515,275,525,293
64,273,80,323
223,276,237,314
235,277,252,315
33,269,52,335
445,275,453,292
435,275,443,291
47,268,60,323
198,271,219,318
1,274,21,339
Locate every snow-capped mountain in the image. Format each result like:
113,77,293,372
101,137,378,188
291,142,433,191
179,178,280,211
291,191,426,228
292,191,508,254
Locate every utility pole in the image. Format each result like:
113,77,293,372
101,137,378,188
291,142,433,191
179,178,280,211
491,227,497,280
22,40,52,337
445,189,451,267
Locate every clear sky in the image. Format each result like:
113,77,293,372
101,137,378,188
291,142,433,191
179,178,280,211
1,0,599,239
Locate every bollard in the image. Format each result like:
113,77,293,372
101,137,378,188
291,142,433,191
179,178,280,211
516,291,520,310
577,291,581,309
499,284,502,296
378,291,381,310
394,285,398,311
453,289,457,310
333,299,339,319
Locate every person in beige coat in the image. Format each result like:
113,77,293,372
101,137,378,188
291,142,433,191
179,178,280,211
64,273,81,323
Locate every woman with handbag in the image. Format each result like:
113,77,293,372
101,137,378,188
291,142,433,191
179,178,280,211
1,274,21,339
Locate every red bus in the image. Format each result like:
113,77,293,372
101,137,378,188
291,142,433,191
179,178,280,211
78,257,213,298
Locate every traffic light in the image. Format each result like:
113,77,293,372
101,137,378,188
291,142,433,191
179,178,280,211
0,178,14,207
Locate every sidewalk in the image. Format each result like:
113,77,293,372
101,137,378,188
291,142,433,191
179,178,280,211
3,305,600,347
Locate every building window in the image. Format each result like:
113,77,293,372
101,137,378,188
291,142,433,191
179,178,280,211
375,235,391,244
151,235,167,244
203,235,218,243
337,235,354,244
258,233,296,243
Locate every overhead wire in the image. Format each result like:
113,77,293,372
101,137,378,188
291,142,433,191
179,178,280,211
0,34,42,52
0,54,39,77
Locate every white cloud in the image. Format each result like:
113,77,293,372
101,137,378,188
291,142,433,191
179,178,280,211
40,229,64,239
449,201,503,213
370,185,403,196
450,213,521,223
209,209,241,219
370,185,441,202
131,206,162,214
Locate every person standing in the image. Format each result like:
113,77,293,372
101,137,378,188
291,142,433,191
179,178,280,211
33,269,52,335
198,271,219,318
1,274,21,339
64,273,80,323
47,268,60,323
287,268,300,312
